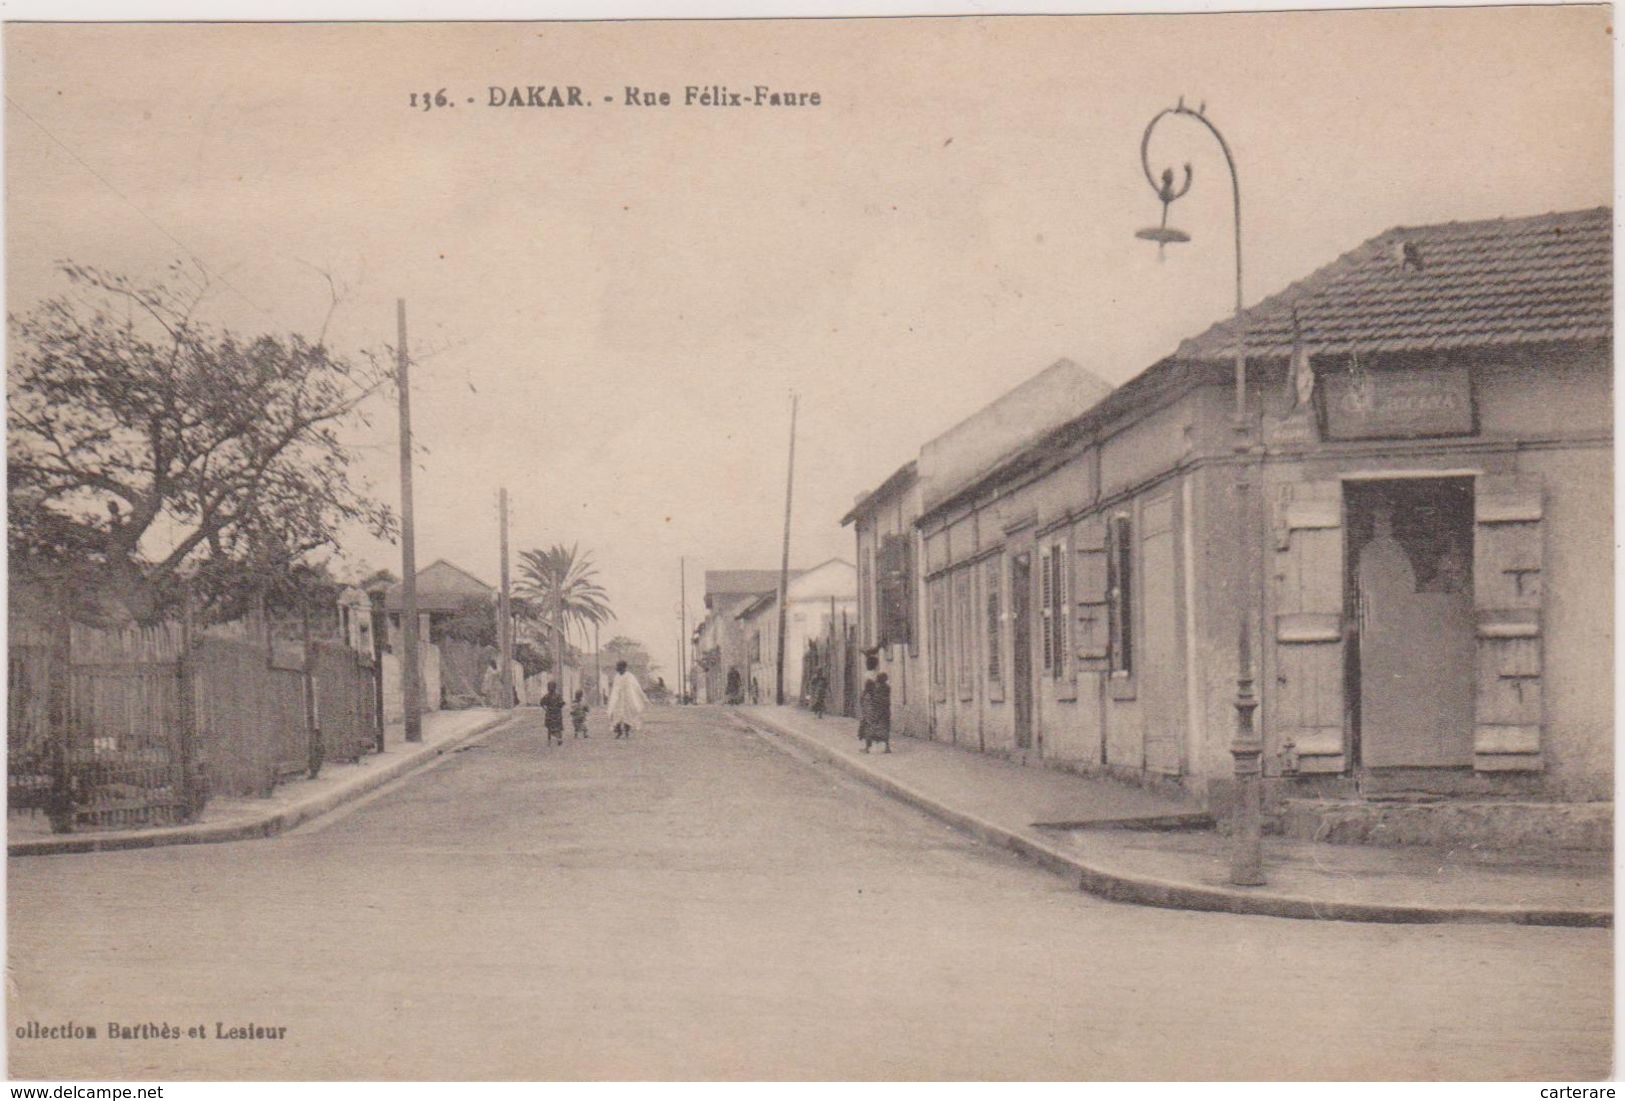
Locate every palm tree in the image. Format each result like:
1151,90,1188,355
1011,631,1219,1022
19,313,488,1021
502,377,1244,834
516,543,613,671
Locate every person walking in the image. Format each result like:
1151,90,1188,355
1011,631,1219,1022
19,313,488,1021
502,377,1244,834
607,660,648,739
809,666,828,719
570,690,590,739
540,680,566,746
859,671,892,753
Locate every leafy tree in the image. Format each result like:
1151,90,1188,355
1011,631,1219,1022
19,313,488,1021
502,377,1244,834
436,594,500,648
7,263,394,621
356,567,399,594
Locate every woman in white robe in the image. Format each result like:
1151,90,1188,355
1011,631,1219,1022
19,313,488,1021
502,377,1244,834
607,660,649,738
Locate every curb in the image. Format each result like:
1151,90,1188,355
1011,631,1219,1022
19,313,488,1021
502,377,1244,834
737,712,1612,929
8,713,518,857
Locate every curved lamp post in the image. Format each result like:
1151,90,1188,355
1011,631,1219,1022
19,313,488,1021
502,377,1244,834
1137,100,1264,887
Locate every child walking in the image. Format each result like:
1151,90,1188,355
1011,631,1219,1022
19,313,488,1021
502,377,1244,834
540,681,566,746
570,690,590,739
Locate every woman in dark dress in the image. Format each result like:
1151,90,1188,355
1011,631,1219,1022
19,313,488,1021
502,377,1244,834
859,672,891,753
539,680,566,746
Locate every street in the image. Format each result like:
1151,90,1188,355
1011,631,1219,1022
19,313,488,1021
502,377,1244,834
8,705,1612,1081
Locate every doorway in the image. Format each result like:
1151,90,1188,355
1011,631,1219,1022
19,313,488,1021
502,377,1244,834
1011,552,1034,750
1345,477,1475,769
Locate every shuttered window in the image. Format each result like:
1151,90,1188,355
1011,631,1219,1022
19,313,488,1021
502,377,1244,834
860,549,874,647
1073,517,1110,671
1039,547,1054,672
929,579,948,702
1107,514,1134,674
985,558,1002,684
878,533,913,648
1050,539,1069,682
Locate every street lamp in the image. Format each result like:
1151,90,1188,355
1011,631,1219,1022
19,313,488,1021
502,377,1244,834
1137,99,1264,887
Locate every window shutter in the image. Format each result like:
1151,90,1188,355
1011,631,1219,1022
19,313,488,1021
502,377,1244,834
985,558,1005,702
1055,537,1077,700
1107,513,1134,674
905,535,919,658
929,579,948,703
878,534,911,647
1039,546,1054,673
1073,517,1109,671
955,570,974,702
1273,481,1345,773
1472,475,1544,772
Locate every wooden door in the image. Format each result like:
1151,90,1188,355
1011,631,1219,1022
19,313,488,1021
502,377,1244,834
1011,553,1034,750
1353,478,1475,769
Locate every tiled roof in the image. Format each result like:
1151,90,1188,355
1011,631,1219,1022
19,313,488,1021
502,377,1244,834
1175,207,1612,362
704,569,803,597
384,559,494,613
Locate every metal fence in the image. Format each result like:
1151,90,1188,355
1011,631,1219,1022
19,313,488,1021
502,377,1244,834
8,614,382,831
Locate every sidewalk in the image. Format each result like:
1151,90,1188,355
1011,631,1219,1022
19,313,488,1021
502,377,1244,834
9,708,515,857
738,705,1612,927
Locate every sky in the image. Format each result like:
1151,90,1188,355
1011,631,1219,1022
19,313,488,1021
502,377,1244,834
5,8,1612,678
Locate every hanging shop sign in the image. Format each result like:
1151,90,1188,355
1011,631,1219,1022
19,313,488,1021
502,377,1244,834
1319,361,1476,441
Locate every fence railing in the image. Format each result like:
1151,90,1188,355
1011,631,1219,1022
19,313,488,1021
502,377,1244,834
8,615,382,832
801,616,861,719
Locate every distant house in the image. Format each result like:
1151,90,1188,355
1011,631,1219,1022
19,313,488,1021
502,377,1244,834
735,559,857,705
694,568,805,703
382,559,495,648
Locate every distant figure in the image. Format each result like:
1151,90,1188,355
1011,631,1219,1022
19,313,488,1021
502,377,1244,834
750,676,760,705
540,681,566,746
809,667,828,719
608,660,648,739
570,690,590,739
859,672,891,753
480,658,501,706
726,667,742,705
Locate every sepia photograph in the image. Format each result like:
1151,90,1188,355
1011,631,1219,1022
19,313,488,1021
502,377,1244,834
3,4,1614,1085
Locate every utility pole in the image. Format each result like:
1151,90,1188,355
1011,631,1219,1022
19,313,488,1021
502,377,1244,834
498,488,513,709
774,393,798,705
679,556,687,704
552,557,566,700
396,299,422,742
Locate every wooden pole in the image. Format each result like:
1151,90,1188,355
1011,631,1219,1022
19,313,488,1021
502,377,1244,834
396,299,422,742
369,590,386,752
498,488,514,708
774,393,798,705
679,556,687,704
178,580,202,821
302,603,322,778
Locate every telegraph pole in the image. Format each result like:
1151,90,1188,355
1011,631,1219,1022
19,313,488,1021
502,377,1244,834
679,556,687,704
774,393,798,705
498,488,513,709
396,299,422,742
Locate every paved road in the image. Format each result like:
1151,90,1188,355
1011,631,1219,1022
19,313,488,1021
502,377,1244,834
8,706,1612,1080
